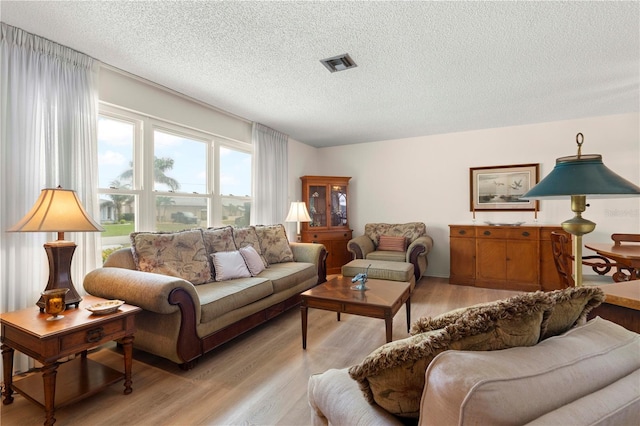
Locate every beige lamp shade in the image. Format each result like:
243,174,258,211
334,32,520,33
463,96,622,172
7,186,104,310
285,201,312,223
8,187,104,237
285,201,311,241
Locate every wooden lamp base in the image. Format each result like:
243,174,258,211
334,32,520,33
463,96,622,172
36,241,82,312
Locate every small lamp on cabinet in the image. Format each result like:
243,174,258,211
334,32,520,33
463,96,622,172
285,201,311,242
8,186,104,310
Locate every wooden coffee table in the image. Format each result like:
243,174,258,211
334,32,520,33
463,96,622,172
300,276,411,349
1,295,141,426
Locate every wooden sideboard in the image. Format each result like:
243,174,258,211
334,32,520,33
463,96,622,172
449,224,568,291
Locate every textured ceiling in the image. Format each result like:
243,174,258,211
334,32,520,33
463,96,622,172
2,1,639,148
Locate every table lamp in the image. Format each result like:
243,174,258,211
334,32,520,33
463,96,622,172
522,133,640,286
8,186,104,310
285,201,311,242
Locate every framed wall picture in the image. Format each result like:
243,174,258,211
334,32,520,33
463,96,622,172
470,163,539,211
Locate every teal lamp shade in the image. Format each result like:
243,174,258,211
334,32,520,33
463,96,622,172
522,154,640,200
521,133,640,287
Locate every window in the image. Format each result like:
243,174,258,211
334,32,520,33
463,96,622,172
220,146,252,227
97,105,252,258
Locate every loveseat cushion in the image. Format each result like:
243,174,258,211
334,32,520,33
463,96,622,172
197,277,274,322
420,317,640,426
130,229,212,285
256,261,316,293
539,286,604,340
255,224,295,264
349,292,552,418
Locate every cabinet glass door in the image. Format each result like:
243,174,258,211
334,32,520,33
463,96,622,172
330,185,347,227
308,185,326,227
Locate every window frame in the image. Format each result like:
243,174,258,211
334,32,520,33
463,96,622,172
97,103,253,237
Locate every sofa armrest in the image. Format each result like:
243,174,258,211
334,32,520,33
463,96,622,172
308,368,403,426
407,235,433,262
290,242,328,283
348,235,375,259
83,267,201,322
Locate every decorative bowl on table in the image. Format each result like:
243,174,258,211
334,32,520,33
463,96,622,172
86,300,125,315
484,221,525,227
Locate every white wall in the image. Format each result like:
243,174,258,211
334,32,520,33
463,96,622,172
99,67,252,143
313,113,640,277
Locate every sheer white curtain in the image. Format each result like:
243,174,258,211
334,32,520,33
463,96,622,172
1,23,101,373
252,123,289,226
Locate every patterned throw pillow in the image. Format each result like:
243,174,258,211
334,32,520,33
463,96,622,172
240,245,266,276
255,224,295,264
203,226,236,254
210,251,251,281
233,226,268,267
130,229,212,285
349,292,553,418
377,235,408,252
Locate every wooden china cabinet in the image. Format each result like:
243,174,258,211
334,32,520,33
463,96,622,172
449,224,569,292
300,176,352,275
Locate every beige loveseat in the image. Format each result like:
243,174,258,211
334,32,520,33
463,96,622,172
84,225,326,369
347,222,433,281
308,288,640,425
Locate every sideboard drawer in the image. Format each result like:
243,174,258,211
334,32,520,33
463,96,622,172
450,226,474,237
475,227,509,239
507,228,539,240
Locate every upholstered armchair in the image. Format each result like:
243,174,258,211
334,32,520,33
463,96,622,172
347,222,434,281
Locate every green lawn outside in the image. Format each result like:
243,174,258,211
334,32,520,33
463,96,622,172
102,222,203,237
102,222,134,237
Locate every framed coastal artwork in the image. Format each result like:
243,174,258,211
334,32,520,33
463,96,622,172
470,163,539,212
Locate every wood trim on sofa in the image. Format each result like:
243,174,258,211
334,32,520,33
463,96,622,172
168,246,328,370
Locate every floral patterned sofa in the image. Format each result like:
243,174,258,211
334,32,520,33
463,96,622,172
347,222,434,281
84,224,327,369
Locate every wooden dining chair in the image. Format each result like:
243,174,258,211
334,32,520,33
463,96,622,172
610,233,640,281
550,232,617,287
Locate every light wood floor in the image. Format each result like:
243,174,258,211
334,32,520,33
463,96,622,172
1,277,520,425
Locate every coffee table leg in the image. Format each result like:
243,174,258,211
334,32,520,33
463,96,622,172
385,313,393,343
41,362,58,426
406,297,411,333
1,344,14,405
301,304,308,350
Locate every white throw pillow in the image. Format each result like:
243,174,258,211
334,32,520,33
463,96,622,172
210,251,251,281
240,245,266,276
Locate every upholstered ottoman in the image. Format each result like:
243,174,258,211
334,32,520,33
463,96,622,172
342,259,416,291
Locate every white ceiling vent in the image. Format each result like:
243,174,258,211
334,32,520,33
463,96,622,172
320,53,357,73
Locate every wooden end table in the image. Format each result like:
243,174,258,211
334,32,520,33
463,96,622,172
300,276,411,349
588,280,640,333
1,295,141,426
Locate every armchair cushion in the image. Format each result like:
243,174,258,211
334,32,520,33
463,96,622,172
365,222,427,246
377,235,408,252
